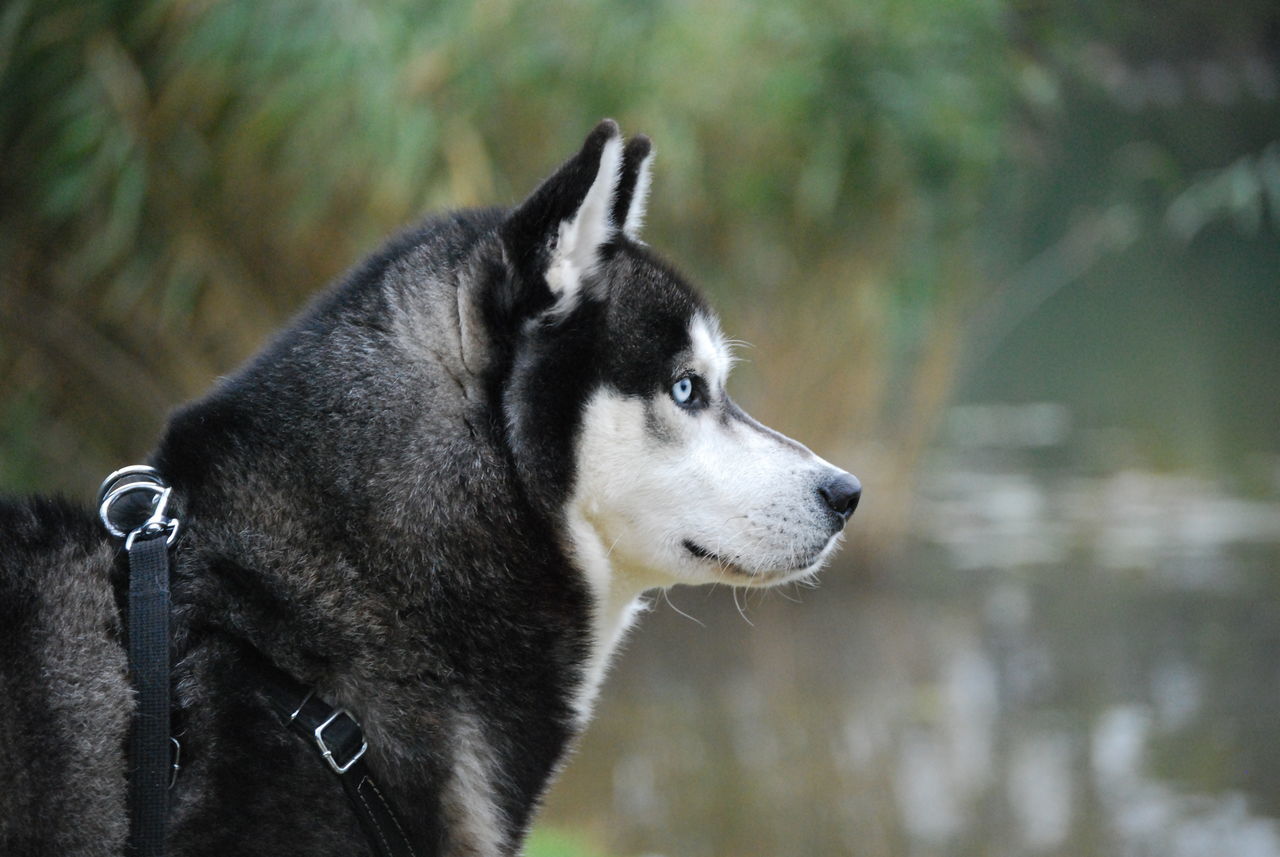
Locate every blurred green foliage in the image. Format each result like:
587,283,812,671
1,3,1277,855
524,827,608,857
1,0,1276,528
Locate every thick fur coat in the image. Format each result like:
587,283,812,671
0,121,858,856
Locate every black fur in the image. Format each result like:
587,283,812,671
0,498,129,855
0,123,722,856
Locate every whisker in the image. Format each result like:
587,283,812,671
731,586,755,626
661,588,705,627
775,585,802,604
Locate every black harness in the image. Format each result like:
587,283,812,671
98,466,430,857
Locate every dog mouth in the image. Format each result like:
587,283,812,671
683,539,753,577
682,538,823,582
683,539,731,565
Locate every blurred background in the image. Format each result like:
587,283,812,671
2,1,1278,855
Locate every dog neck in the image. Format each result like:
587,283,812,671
562,504,662,727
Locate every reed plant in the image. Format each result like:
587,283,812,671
3,0,1275,556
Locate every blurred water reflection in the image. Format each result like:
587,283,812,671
540,404,1280,857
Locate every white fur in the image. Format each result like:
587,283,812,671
544,135,623,301
689,314,734,392
564,314,847,717
563,506,654,725
440,712,509,856
622,150,653,241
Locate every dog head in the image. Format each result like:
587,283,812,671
497,121,859,592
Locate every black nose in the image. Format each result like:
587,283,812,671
818,472,861,521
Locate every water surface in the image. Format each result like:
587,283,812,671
542,437,1280,857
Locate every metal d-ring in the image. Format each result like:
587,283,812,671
97,464,165,507
170,737,182,789
97,465,180,545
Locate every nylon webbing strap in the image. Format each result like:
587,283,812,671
126,533,172,857
98,466,436,857
255,665,437,857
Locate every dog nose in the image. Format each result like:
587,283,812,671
818,472,861,522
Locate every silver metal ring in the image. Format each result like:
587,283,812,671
96,465,165,507
99,482,167,539
98,465,180,546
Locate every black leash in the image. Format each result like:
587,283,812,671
98,466,431,857
99,467,181,857
125,536,174,856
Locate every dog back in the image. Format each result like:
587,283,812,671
0,497,132,856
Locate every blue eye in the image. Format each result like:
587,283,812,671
671,376,695,406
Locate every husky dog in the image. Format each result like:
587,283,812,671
0,120,860,856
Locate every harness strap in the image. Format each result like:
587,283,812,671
126,533,172,857
255,667,431,857
100,465,435,857
99,466,180,857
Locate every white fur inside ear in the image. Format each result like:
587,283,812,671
546,136,623,300
623,149,653,242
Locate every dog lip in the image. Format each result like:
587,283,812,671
682,539,717,561
682,539,820,579
682,539,752,576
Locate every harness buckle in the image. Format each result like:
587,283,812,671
314,709,369,775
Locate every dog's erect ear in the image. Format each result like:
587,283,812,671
610,136,653,243
501,120,623,307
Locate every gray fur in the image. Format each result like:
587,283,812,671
0,122,857,856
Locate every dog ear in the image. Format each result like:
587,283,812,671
610,136,653,243
501,120,623,308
